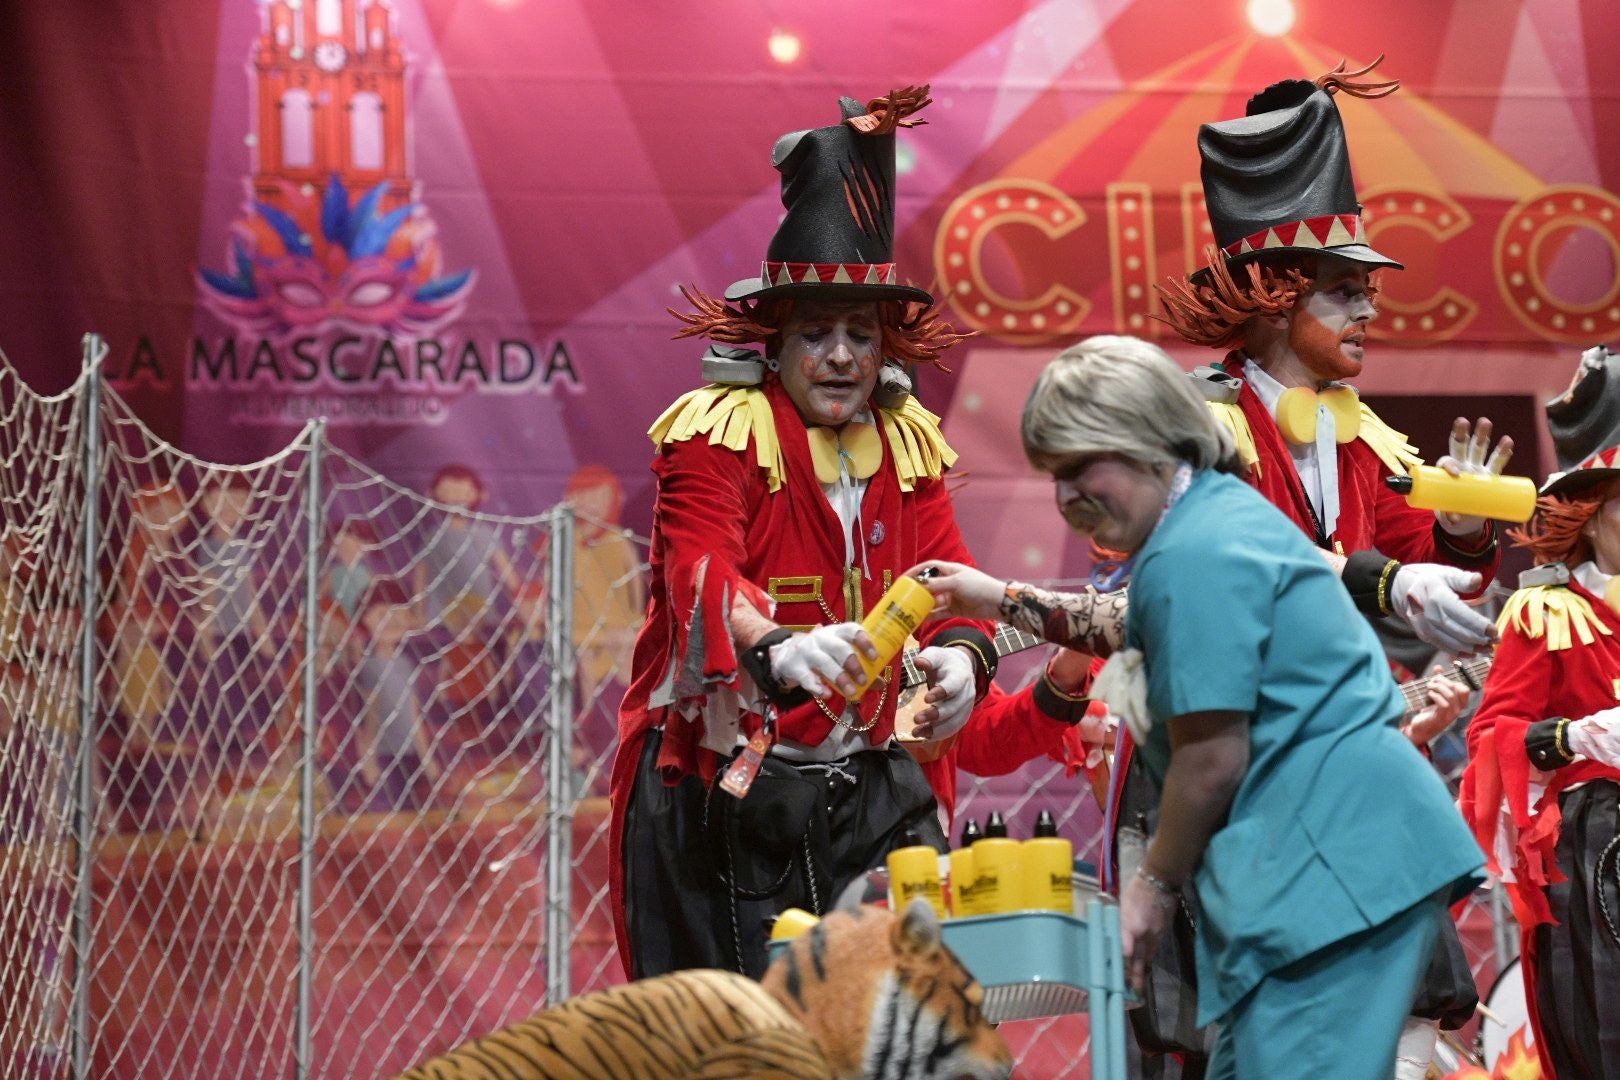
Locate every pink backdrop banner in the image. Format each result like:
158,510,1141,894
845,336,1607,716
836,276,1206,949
1,0,1617,567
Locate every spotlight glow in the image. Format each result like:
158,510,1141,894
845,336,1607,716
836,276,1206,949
768,28,802,65
1246,0,1295,36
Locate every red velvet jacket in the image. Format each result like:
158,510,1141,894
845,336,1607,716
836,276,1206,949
1459,577,1620,1073
1219,355,1500,580
608,378,990,970
920,679,1094,827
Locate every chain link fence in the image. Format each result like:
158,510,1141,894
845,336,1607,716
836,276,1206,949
0,339,1514,1078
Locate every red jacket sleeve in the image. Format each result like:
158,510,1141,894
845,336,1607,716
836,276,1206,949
951,681,1080,778
907,473,1001,652
1367,455,1501,594
650,437,771,708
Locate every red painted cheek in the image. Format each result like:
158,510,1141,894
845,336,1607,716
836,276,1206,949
854,355,877,378
1289,309,1360,381
797,355,818,381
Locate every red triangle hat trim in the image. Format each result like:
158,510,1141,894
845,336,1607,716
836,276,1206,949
1221,213,1369,258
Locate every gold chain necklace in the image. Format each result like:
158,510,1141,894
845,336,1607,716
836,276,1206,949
811,595,886,731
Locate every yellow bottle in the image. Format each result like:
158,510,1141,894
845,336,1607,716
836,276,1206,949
1386,467,1537,524
1021,830,1074,914
886,844,947,919
770,907,820,941
851,575,935,701
948,846,977,917
969,837,1023,914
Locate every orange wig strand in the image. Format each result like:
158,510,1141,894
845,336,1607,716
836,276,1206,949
1508,493,1604,567
1155,247,1314,349
667,285,971,371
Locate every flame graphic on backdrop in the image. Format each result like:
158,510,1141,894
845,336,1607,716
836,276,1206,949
198,175,475,339
1441,1026,1541,1080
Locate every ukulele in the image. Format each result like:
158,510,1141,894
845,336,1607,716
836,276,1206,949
1397,652,1494,722
892,624,1046,762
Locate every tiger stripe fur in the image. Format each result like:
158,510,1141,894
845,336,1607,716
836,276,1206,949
761,902,1012,1080
393,901,1011,1080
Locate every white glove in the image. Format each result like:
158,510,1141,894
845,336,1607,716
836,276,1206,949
1568,706,1620,768
1434,417,1514,536
1388,563,1495,655
1093,647,1152,742
909,645,975,741
768,622,870,699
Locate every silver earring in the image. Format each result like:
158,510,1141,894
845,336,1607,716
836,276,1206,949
764,356,780,372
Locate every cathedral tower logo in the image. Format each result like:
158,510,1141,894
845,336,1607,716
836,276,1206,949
198,0,476,338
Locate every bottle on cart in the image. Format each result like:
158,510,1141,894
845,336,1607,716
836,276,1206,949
1023,810,1073,913
971,813,1022,913
984,811,1009,839
886,827,946,919
950,818,981,917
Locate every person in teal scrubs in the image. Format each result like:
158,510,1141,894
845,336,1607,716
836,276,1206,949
913,335,1485,1079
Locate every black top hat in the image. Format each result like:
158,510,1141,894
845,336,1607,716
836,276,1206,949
1196,75,1402,280
724,88,934,307
1546,346,1620,474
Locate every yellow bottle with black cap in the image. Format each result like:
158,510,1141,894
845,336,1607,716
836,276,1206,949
949,818,981,917
1386,467,1537,524
970,812,1023,913
850,575,934,700
1022,810,1074,914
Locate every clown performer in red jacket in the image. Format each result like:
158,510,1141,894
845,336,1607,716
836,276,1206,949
607,86,1128,981
1460,346,1620,1078
1143,58,1512,1077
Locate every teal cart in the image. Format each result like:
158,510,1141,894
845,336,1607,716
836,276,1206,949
935,899,1129,1080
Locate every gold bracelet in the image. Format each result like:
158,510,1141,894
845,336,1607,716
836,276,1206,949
1554,717,1575,762
1041,662,1090,703
947,639,993,683
1376,559,1399,615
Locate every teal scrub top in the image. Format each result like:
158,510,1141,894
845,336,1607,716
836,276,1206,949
1125,469,1484,1025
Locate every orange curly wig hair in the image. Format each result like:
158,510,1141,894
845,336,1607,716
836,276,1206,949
667,286,970,372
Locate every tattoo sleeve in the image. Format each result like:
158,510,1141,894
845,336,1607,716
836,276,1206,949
999,581,1127,658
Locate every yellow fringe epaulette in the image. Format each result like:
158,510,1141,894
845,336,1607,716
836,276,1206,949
1206,401,1260,475
1498,584,1613,652
1357,403,1424,477
647,384,787,491
880,395,958,492
647,387,957,493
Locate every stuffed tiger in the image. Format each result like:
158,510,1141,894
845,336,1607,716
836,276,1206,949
393,899,1012,1080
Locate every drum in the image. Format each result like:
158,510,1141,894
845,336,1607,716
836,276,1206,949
1480,955,1534,1070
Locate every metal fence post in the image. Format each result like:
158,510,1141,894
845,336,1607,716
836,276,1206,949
1490,883,1519,971
296,419,325,1079
72,334,107,1080
544,504,576,1005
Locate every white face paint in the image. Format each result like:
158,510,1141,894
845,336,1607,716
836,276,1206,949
775,300,882,427
1287,256,1378,383
1584,483,1620,575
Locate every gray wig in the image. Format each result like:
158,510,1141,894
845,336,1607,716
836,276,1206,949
1020,335,1237,473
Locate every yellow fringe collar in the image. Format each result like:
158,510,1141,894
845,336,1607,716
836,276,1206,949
1205,397,1422,480
1498,583,1614,652
647,385,956,493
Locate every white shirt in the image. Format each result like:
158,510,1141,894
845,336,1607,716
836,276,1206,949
1242,358,1341,537
1573,559,1613,598
776,410,878,762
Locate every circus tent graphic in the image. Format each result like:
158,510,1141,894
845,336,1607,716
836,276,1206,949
923,32,1613,349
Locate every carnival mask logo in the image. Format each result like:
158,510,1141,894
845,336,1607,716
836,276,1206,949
196,0,475,341
198,175,474,338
